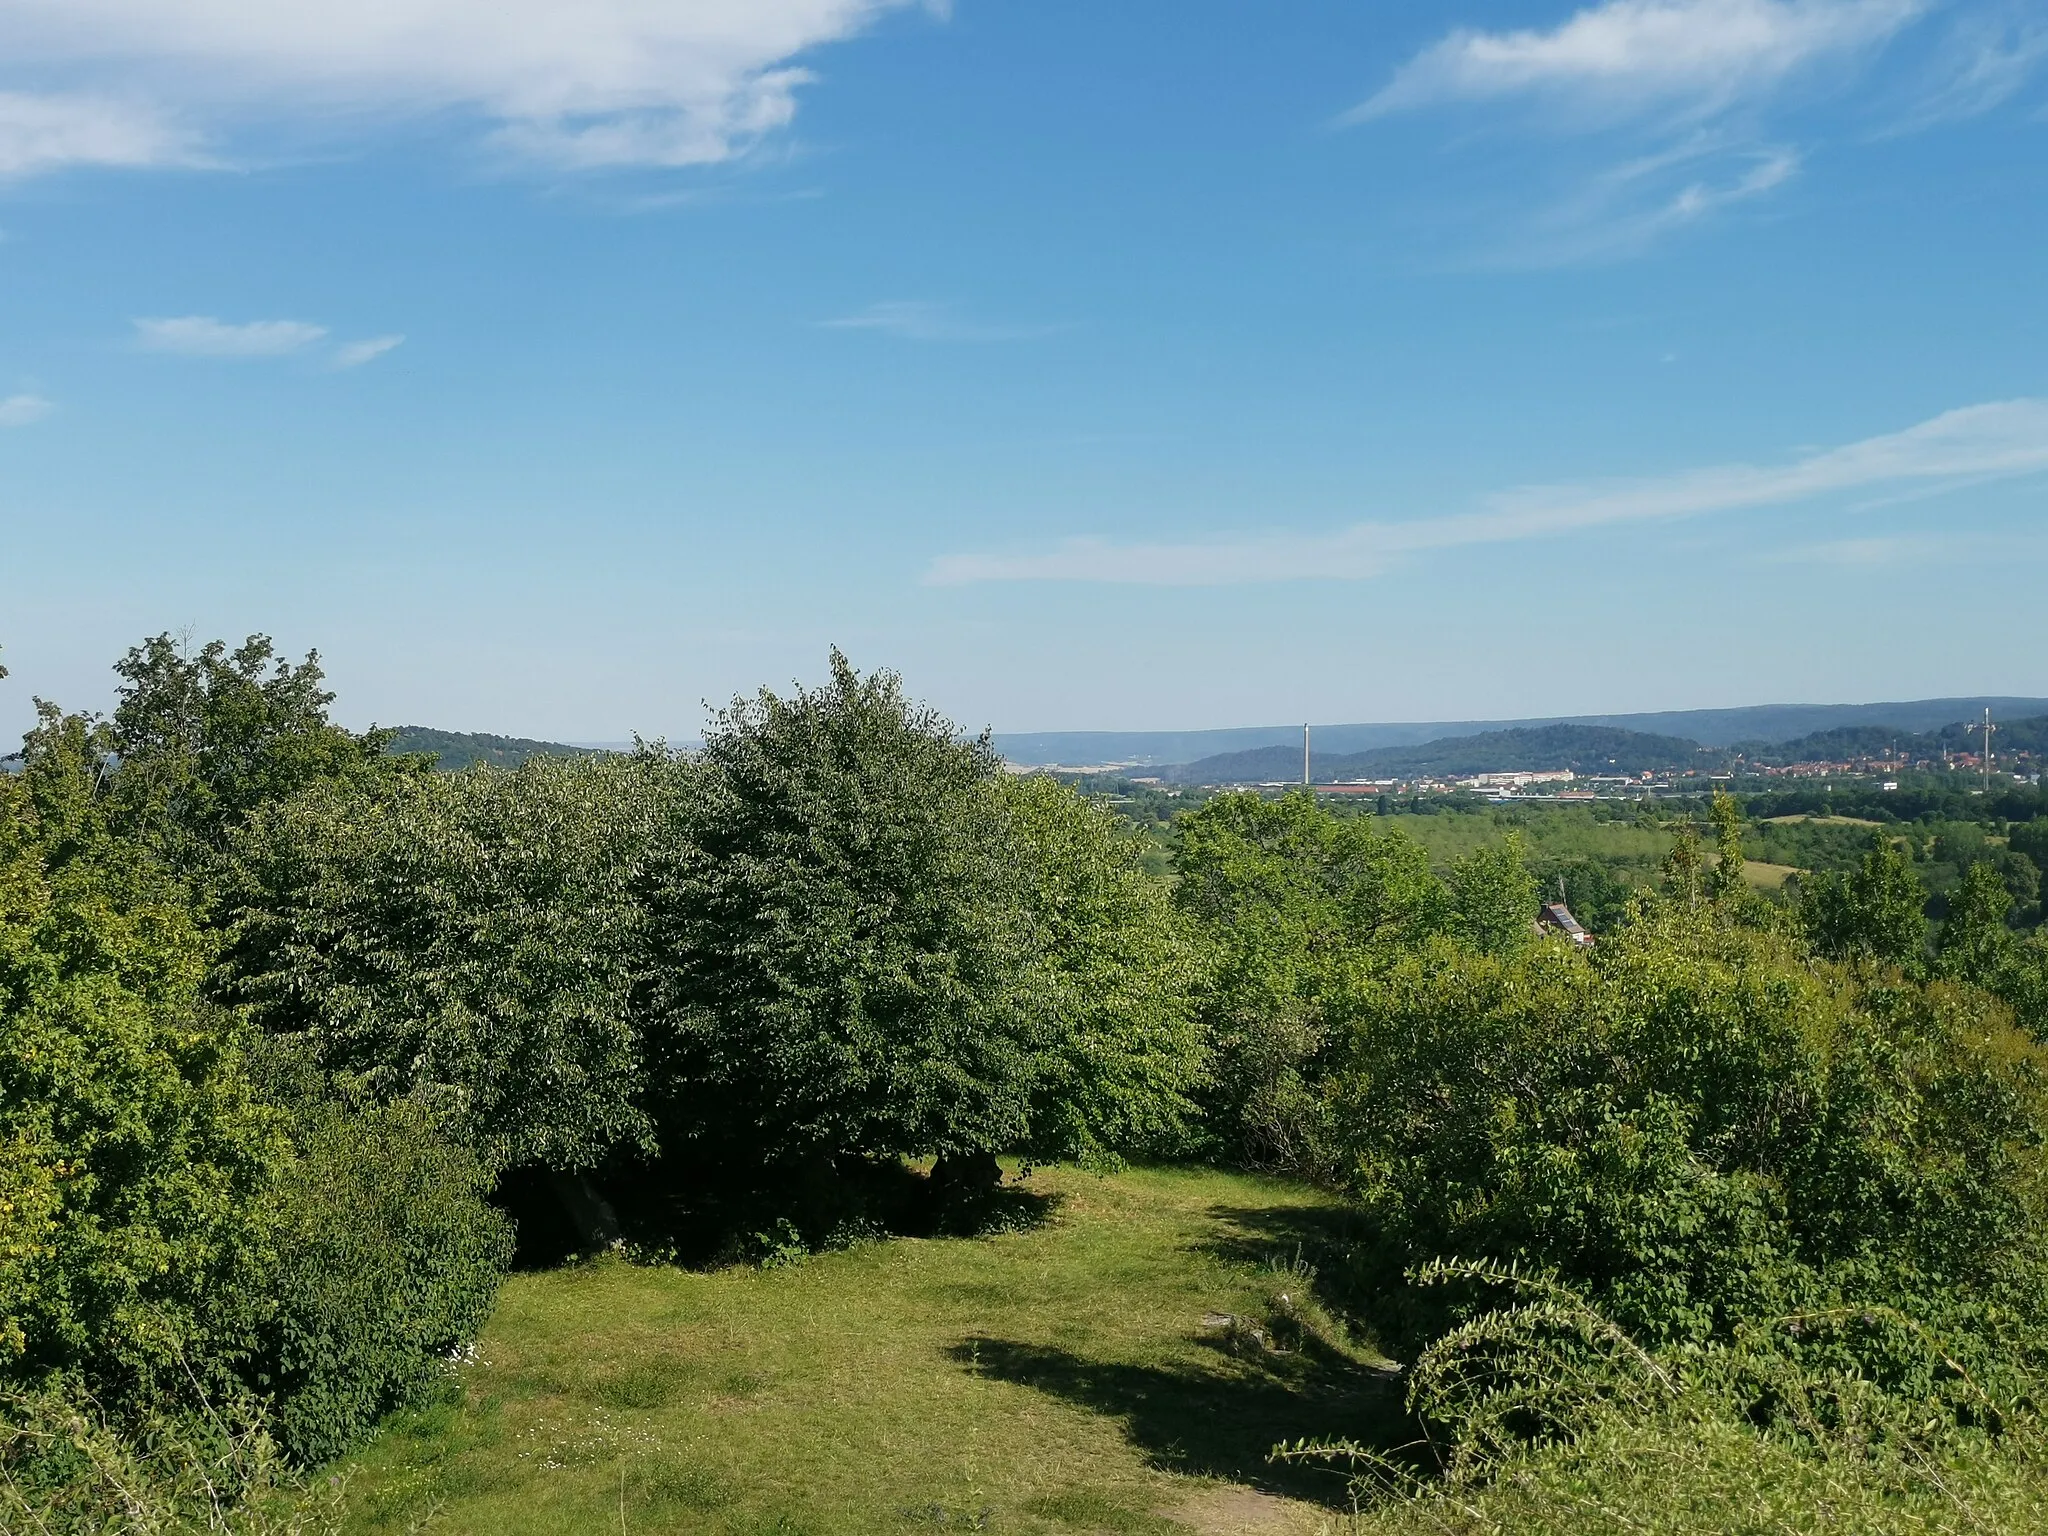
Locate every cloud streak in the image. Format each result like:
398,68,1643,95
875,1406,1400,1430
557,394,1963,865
821,300,1049,342
332,333,405,369
0,0,929,174
135,315,328,357
1351,0,1925,124
0,391,50,425
927,399,2048,586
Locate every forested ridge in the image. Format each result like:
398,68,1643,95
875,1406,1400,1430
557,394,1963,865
1171,714,2048,784
9,634,2048,1532
380,726,603,770
1170,723,1722,783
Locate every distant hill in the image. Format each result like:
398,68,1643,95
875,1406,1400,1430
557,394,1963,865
1168,724,1720,785
996,696,2048,768
384,726,606,771
1742,714,2048,767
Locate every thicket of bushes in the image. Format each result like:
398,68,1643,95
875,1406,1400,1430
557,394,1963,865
10,632,2048,1530
1182,791,2048,1525
2,637,1212,1524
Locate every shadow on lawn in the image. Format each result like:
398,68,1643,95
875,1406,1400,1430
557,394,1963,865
946,1334,1406,1508
1201,1202,1374,1274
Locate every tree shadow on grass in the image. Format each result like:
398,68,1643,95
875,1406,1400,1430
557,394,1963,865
1200,1202,1375,1275
1200,1201,1420,1357
947,1336,1407,1509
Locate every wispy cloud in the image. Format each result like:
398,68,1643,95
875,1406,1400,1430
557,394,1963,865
1507,139,1800,264
1342,1,2048,262
0,1,932,175
821,300,1048,343
0,392,51,426
135,315,328,357
927,399,2048,586
331,333,404,369
1351,0,1925,124
1890,5,2048,126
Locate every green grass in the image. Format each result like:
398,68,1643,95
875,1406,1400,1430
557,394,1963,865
332,1165,1401,1535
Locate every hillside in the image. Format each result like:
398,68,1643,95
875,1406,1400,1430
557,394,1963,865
384,726,606,770
1740,713,2048,766
1168,724,1720,785
995,696,2048,767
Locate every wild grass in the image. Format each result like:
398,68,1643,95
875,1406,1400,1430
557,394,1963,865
328,1165,1402,1535
1337,1398,2048,1536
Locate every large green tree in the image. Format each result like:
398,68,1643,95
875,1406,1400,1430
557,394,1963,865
1000,775,1207,1169
223,755,664,1171
643,653,1051,1175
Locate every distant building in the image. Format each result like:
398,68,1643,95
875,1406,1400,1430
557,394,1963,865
1456,769,1576,790
1536,901,1594,947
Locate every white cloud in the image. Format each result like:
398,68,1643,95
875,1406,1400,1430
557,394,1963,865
0,1,929,173
0,391,50,425
332,333,405,368
1352,0,1925,123
135,315,328,357
821,300,1045,342
0,90,199,175
927,399,2048,586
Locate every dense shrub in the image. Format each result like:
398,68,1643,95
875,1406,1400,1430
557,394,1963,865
255,1094,511,1464
1322,909,2048,1385
0,727,285,1411
3,705,508,1482
1172,793,1546,1168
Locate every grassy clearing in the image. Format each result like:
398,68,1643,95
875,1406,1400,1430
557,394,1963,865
333,1165,1401,1535
1741,859,1801,889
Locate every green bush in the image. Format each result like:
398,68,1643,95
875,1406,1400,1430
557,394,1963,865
1,731,286,1412
3,717,508,1483
1171,793,1443,1169
1322,910,2048,1388
254,1094,511,1465
1,1385,347,1536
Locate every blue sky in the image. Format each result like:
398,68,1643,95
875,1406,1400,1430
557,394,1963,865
2,0,2045,741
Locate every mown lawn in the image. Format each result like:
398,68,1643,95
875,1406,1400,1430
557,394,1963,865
334,1165,1402,1535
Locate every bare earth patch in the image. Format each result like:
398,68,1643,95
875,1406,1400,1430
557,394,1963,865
1172,1484,1327,1535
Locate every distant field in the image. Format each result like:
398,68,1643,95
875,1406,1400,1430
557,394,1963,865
333,1166,1398,1535
1761,814,1882,827
1380,810,1671,866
